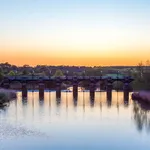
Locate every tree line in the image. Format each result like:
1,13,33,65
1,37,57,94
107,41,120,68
0,61,150,90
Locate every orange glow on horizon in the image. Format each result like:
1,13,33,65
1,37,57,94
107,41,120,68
0,47,149,66
0,56,145,67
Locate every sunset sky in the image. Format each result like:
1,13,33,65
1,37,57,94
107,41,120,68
0,0,150,66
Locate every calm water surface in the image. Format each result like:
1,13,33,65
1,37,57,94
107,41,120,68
0,91,150,150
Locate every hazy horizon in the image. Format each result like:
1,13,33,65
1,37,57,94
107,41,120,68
0,61,144,67
1,0,150,66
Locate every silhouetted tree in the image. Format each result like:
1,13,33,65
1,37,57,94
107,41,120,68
137,61,144,79
0,67,4,81
22,69,30,75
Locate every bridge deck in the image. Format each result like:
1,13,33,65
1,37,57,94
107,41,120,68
4,75,134,82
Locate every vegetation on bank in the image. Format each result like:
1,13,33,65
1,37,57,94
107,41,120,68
0,61,150,90
0,89,17,107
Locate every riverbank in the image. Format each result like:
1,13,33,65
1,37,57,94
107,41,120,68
0,89,17,107
132,91,150,103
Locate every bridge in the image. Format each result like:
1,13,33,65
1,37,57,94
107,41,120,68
1,75,134,100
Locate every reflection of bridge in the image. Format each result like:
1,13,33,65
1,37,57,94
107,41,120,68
1,75,134,100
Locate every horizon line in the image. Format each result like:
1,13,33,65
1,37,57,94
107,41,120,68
0,61,141,67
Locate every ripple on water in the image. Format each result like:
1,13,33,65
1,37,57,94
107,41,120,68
0,121,49,140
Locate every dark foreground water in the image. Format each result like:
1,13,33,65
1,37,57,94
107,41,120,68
0,91,150,150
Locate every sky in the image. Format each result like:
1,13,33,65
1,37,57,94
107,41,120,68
0,0,150,66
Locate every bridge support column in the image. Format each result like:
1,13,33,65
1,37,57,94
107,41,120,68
106,83,113,101
73,83,78,99
39,83,44,99
123,82,130,103
22,83,27,98
90,83,95,100
56,82,61,98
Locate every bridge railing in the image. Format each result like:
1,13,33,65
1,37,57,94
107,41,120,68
5,75,133,81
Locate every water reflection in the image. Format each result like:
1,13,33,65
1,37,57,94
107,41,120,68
107,99,112,107
39,99,44,106
73,98,78,107
90,98,95,107
124,99,129,107
56,98,61,107
1,91,150,150
22,98,28,106
132,99,150,132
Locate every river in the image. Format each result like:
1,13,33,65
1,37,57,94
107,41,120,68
0,91,150,150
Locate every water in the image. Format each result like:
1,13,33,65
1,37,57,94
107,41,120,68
0,91,150,150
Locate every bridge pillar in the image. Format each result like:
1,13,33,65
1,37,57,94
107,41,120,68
73,83,78,98
90,82,95,100
106,83,113,101
56,82,61,98
123,82,130,103
39,83,45,99
22,83,27,98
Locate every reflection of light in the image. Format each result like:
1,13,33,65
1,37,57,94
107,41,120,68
83,93,85,120
117,101,119,114
49,91,51,107
15,99,18,123
65,91,68,120
67,86,85,92
66,91,68,109
95,88,101,92
100,102,102,113
12,92,132,117
48,91,51,123
32,92,34,121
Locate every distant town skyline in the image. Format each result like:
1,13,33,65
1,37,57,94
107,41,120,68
0,0,150,66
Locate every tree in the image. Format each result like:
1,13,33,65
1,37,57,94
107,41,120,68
0,72,4,81
8,70,15,76
0,67,3,73
146,60,150,66
0,67,4,81
22,69,30,75
137,61,144,79
53,70,64,77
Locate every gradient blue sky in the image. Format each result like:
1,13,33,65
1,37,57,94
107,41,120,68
0,0,150,66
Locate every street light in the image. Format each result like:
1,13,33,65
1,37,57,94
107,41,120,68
83,70,85,77
15,70,17,79
49,69,51,79
66,70,69,79
128,68,131,77
100,70,102,79
49,70,51,75
32,70,34,80
117,71,119,79
31,70,34,93
117,70,119,92
74,72,77,77
100,70,103,91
